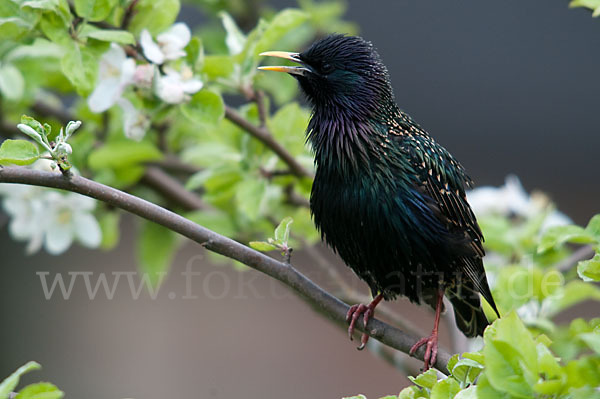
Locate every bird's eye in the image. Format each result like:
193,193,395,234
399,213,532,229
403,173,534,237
321,63,334,74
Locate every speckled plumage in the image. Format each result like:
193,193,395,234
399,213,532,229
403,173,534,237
287,35,498,337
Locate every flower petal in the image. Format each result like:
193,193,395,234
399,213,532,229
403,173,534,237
74,212,102,248
141,29,165,64
120,58,136,87
181,78,203,94
155,72,185,104
66,192,97,212
159,23,191,48
87,77,122,113
98,44,128,79
117,98,149,141
44,221,74,255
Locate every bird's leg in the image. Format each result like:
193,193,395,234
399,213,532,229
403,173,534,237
346,293,384,350
409,288,444,371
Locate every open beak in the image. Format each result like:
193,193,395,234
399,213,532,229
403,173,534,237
258,51,310,76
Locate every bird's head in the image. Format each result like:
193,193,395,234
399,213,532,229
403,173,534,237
259,34,395,118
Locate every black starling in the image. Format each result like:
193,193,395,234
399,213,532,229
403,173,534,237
259,34,500,370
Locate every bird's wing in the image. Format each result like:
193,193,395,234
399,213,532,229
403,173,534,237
388,115,485,258
388,118,499,313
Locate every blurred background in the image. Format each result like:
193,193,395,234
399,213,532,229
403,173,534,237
1,0,599,398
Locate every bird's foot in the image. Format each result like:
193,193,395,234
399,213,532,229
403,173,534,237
345,294,383,350
409,332,439,371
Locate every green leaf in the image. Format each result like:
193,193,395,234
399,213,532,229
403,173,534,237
585,214,600,238
0,16,33,40
201,55,234,80
250,241,277,252
408,369,438,389
61,41,102,94
483,312,538,398
342,396,366,399
254,9,309,54
98,211,120,250
185,210,236,237
0,139,40,165
430,377,460,399
88,141,163,170
20,115,44,134
136,221,178,287
21,0,71,22
579,332,600,354
446,354,459,374
534,343,563,394
397,386,424,399
235,179,267,220
74,0,117,21
268,102,310,154
577,253,600,282
20,0,60,12
182,142,241,169
181,90,225,126
453,386,477,399
128,0,180,35
538,225,596,253
80,25,134,44
0,361,41,399
450,358,484,386
476,374,512,399
186,36,204,72
15,383,63,399
462,351,484,365
39,12,71,45
0,63,25,100
274,216,293,243
569,0,600,16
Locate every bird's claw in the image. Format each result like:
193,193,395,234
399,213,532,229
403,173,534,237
409,334,439,371
346,302,376,350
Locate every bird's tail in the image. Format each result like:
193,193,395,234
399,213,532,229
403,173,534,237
446,286,490,338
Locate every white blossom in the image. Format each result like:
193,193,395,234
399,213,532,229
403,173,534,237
140,23,191,65
117,98,150,141
467,175,572,230
0,161,101,254
87,44,135,113
133,64,155,89
43,191,102,255
0,184,48,254
154,66,203,104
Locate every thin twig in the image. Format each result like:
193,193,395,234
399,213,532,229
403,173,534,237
283,184,310,208
120,0,140,30
0,166,452,372
555,245,596,272
253,89,268,127
224,105,313,179
148,156,201,175
141,166,207,211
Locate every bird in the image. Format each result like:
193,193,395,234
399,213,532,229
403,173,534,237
259,34,500,371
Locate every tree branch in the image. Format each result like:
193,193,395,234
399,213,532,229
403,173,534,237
0,166,451,372
224,105,314,179
141,166,207,211
555,245,596,272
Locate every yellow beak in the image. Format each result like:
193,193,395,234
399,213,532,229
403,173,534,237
258,51,309,76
